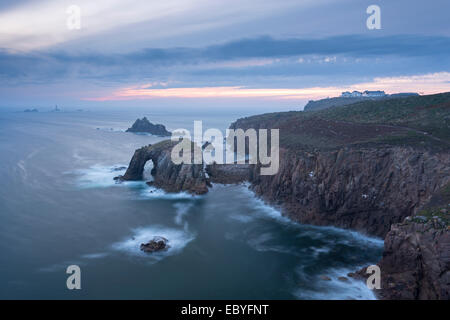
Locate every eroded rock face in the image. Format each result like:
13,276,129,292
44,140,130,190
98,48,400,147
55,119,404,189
126,117,171,136
117,140,209,195
246,145,449,299
380,221,449,299
250,147,450,238
357,220,449,300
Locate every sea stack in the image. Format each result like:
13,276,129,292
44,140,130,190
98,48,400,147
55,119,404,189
126,117,171,136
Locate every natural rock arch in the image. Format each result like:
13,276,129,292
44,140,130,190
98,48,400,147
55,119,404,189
117,140,209,195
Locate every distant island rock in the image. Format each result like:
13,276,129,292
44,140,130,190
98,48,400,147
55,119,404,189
24,108,39,113
126,117,171,136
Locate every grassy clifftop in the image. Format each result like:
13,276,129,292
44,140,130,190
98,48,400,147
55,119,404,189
231,92,450,151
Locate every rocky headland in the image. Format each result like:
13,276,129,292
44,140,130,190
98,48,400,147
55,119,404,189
229,92,450,299
303,92,419,112
119,92,450,299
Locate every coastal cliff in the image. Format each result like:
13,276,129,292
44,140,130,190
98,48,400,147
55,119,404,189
248,147,449,237
375,219,449,299
229,92,450,299
120,92,450,299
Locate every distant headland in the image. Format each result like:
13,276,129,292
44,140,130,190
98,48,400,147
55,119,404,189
304,90,419,111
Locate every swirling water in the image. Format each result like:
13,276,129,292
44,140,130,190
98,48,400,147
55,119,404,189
0,109,383,299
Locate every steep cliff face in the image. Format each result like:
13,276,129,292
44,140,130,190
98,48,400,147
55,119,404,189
118,92,450,299
117,140,209,195
250,147,450,238
230,92,450,299
374,219,449,299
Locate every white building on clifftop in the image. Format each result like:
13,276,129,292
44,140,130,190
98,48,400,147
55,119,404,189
341,91,362,97
341,90,386,98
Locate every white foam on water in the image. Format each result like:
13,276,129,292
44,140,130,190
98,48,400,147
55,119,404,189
81,252,109,259
309,246,332,258
229,213,255,223
73,165,203,202
73,164,145,189
111,225,195,261
173,202,194,226
140,187,201,200
238,185,293,225
293,267,378,300
239,185,384,246
234,184,383,299
245,231,301,256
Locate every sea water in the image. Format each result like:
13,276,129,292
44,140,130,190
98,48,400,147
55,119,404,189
0,108,383,299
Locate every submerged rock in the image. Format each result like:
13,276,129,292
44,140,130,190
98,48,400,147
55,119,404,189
140,236,169,253
126,117,171,136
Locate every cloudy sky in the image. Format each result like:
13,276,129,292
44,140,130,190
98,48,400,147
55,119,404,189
1,0,449,109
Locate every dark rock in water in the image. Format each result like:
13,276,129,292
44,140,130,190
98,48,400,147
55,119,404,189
320,275,331,281
126,117,171,136
140,236,169,253
338,276,349,282
24,108,38,113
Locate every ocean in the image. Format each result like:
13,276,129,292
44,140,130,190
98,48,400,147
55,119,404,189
0,108,383,299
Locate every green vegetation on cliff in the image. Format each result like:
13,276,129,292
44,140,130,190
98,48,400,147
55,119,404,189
231,92,450,151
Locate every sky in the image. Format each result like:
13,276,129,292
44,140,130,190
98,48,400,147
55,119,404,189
0,0,449,110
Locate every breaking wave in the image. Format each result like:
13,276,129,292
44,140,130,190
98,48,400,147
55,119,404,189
111,225,195,262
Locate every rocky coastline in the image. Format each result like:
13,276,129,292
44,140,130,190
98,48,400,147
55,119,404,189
115,140,209,195
118,93,450,299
